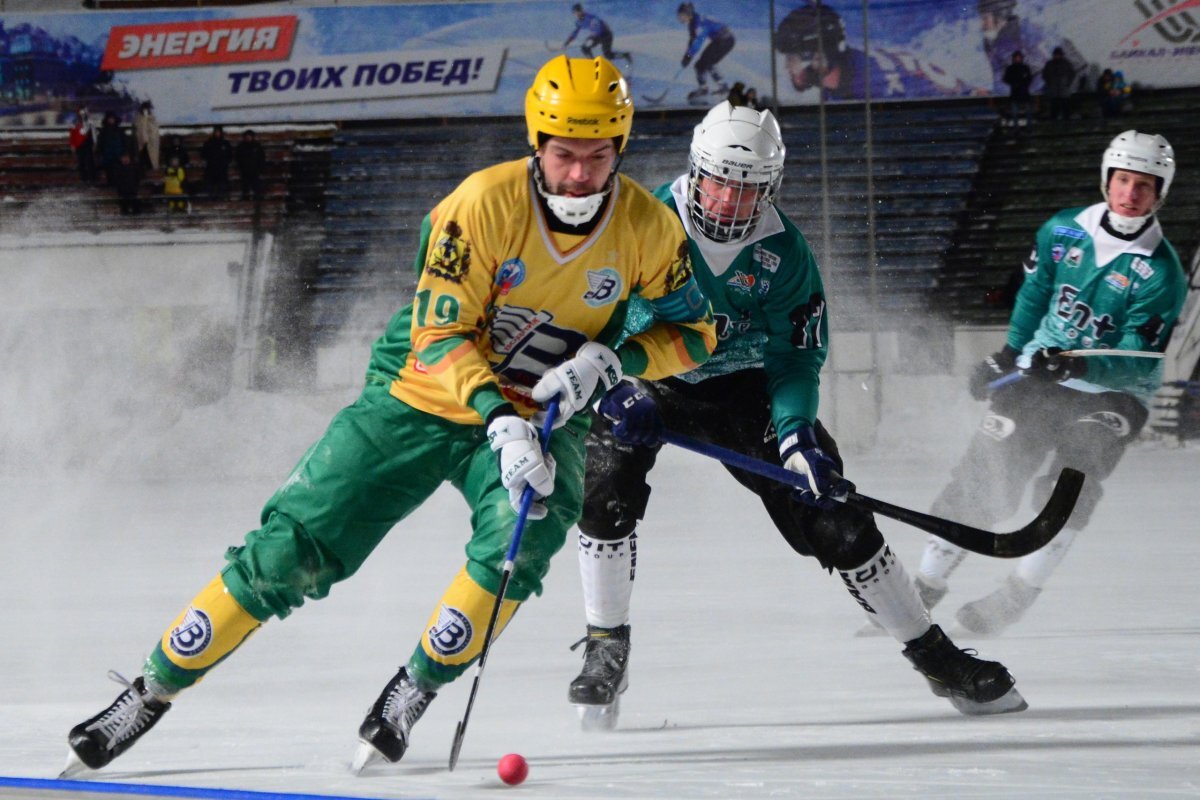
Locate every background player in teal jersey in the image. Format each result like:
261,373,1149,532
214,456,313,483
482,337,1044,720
564,101,1028,731
913,130,1186,636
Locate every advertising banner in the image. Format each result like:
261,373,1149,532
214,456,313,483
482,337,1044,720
0,0,1197,128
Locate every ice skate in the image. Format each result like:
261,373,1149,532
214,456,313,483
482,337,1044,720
351,667,436,773
568,624,630,732
687,86,711,104
63,671,172,776
902,624,1027,716
956,574,1041,636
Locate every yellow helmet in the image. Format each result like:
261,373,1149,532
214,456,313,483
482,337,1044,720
525,55,633,154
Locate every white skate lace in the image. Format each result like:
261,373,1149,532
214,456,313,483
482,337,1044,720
84,670,159,749
381,677,432,735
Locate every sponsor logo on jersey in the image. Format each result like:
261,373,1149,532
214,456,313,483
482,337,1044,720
497,258,526,293
1053,225,1087,240
1081,410,1131,438
169,607,213,658
428,220,471,283
1104,272,1131,292
583,268,622,306
758,278,771,295
1131,257,1154,280
727,270,755,292
980,413,1016,441
1051,244,1066,263
427,604,473,657
1065,247,1083,267
753,244,781,273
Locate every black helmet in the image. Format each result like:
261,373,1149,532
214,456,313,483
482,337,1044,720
677,3,694,15
776,2,845,57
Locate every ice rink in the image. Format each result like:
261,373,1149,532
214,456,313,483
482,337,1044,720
2,363,1198,799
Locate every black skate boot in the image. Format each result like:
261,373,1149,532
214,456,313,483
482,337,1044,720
351,667,436,773
568,624,630,732
902,624,1027,716
63,671,172,776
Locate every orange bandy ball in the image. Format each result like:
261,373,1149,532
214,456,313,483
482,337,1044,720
497,753,529,786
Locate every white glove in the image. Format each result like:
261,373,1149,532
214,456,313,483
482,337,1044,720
487,415,556,520
531,342,622,429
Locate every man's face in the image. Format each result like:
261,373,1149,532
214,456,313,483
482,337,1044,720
1107,169,1158,218
695,173,762,229
980,11,1003,42
538,136,618,196
784,50,836,92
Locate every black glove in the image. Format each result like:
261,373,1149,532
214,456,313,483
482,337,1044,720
681,53,692,67
968,345,1020,400
598,381,663,446
1026,346,1087,383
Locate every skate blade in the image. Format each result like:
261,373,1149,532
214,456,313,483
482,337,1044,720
575,700,619,732
949,685,1028,716
350,742,383,775
60,750,92,779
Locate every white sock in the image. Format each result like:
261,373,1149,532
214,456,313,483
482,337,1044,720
578,531,637,629
1014,527,1078,588
918,536,969,589
840,545,931,644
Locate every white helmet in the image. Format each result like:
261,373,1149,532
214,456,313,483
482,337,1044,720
1101,129,1175,209
687,100,786,243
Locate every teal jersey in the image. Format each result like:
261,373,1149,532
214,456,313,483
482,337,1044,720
625,176,828,436
1008,202,1187,404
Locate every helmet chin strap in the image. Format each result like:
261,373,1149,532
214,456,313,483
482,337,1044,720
1104,209,1152,236
533,155,618,226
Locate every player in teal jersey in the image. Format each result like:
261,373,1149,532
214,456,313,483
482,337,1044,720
565,101,1028,731
914,130,1187,635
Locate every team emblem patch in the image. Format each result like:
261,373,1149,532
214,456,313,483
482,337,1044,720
980,413,1016,441
1051,244,1066,263
428,220,471,283
1065,247,1083,267
168,607,213,658
497,258,526,293
665,241,694,293
583,268,622,306
427,604,473,657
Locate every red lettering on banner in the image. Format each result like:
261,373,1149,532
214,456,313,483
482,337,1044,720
101,16,297,71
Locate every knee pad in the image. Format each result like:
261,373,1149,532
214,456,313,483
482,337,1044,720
803,505,886,571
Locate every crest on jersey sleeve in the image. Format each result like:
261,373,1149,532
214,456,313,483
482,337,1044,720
428,220,471,283
666,240,695,293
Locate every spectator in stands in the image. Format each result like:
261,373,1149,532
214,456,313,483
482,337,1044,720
906,131,1186,637
162,134,189,169
163,155,188,214
113,152,141,215
1001,50,1033,128
726,81,748,107
1040,46,1075,121
96,112,126,186
977,0,1085,98
200,125,234,200
234,129,267,201
134,101,160,176
1099,69,1130,118
68,107,97,185
744,86,761,110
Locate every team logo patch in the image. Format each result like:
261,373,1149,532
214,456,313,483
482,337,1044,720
428,220,471,283
1051,244,1066,263
1131,257,1154,280
497,258,526,293
1081,410,1131,437
980,413,1016,441
427,604,473,657
1065,247,1083,267
1053,225,1087,240
168,607,213,658
727,270,755,292
1104,272,1131,292
753,244,781,273
583,268,622,306
758,277,771,295
665,241,694,292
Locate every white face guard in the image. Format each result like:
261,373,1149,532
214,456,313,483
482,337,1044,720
687,170,773,243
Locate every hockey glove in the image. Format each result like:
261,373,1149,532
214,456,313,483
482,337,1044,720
531,342,622,429
681,54,692,67
968,344,1020,400
598,381,664,447
1026,346,1087,383
779,425,850,511
487,413,557,520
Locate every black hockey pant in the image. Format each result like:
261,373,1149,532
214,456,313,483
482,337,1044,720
578,370,884,572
